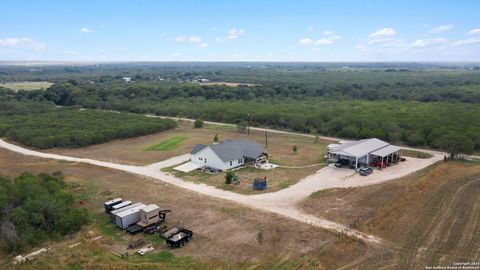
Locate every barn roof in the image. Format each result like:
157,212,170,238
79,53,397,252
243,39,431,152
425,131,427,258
329,138,390,157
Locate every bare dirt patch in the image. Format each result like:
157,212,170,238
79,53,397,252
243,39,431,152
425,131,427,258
198,82,259,87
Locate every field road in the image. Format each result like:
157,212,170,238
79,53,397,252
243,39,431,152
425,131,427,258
0,126,445,244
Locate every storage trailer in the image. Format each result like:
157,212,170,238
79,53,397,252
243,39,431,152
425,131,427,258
104,198,122,213
114,204,146,229
109,202,144,223
111,201,132,211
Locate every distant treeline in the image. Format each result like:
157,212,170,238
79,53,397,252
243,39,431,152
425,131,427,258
1,64,480,154
0,172,89,252
0,103,177,149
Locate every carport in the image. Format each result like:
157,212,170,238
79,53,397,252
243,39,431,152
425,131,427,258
327,138,400,171
370,145,402,168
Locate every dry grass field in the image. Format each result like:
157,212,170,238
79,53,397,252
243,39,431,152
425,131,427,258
46,121,329,193
300,161,480,269
47,121,329,166
0,81,53,91
0,148,377,270
198,82,259,87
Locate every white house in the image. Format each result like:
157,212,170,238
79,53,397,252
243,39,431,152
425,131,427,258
122,77,132,83
187,140,266,172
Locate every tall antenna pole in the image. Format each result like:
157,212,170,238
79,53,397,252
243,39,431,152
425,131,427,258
264,130,268,148
247,112,251,135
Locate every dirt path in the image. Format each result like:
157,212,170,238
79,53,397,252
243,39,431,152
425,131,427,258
0,136,444,245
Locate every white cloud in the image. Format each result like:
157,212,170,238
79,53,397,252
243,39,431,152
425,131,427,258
452,38,480,46
198,42,208,48
80,27,92,33
227,28,245,39
299,38,314,45
172,53,182,57
175,35,203,43
307,26,314,31
369,28,396,39
411,38,448,48
315,39,333,45
467,28,480,35
299,31,342,47
215,37,225,43
428,24,454,34
0,37,46,51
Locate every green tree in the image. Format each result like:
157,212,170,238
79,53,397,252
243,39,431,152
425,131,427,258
194,119,204,128
225,171,236,185
213,134,219,143
406,132,426,146
292,145,298,153
434,133,474,159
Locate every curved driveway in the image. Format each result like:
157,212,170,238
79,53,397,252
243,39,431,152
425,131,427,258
0,130,444,244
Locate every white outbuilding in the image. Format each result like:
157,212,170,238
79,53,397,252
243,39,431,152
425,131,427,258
327,138,402,170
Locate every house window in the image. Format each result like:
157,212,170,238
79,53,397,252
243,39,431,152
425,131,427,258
230,161,233,166
199,157,203,161
204,158,207,163
238,158,242,163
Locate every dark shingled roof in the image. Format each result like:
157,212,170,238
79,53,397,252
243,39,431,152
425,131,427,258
192,140,265,162
191,144,207,154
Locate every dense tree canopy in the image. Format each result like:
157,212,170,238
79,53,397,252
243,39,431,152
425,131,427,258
0,102,177,149
1,63,480,154
0,172,89,252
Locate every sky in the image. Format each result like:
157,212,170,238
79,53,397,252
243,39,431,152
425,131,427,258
0,0,479,62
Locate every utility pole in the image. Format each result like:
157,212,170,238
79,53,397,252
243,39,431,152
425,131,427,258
247,112,251,135
264,130,268,148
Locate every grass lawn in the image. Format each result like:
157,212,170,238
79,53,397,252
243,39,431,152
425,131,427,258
145,136,189,151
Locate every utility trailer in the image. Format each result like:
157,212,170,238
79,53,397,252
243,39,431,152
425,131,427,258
104,198,122,213
126,209,172,234
166,228,193,248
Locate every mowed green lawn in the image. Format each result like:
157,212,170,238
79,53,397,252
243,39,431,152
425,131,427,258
145,136,189,151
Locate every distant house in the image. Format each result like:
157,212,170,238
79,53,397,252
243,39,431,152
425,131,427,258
122,77,132,83
327,138,402,170
188,140,267,172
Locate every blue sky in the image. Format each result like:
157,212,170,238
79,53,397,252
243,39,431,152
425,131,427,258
0,0,479,61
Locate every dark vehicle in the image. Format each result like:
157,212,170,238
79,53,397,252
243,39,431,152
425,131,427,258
359,167,373,176
334,159,350,168
166,228,193,248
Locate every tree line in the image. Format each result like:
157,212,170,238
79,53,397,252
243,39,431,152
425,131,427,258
0,102,177,149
